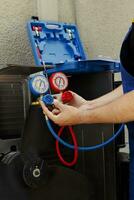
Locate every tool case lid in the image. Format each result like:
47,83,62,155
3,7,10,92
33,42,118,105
27,20,87,66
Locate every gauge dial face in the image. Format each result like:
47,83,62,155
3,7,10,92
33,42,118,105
32,75,49,94
50,72,68,92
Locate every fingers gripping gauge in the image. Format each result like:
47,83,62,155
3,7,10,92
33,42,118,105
29,75,49,96
49,72,68,92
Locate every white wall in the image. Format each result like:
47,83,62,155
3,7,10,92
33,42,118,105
56,0,134,60
74,0,134,59
57,0,76,23
0,0,134,67
0,0,37,67
37,0,58,21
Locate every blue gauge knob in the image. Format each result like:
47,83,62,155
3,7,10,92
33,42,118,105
42,94,54,106
29,75,49,96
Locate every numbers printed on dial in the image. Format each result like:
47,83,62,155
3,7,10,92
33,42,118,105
52,73,68,91
32,75,49,94
55,76,65,90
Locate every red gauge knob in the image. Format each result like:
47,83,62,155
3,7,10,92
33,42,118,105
49,72,68,93
61,91,74,104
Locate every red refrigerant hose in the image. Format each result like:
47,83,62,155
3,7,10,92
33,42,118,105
56,126,78,167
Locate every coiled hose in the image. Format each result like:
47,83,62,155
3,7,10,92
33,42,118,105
46,116,124,151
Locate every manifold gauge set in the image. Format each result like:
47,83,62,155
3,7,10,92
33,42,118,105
29,71,77,168
29,71,73,106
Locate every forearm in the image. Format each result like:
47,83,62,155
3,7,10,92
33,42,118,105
82,90,134,124
87,85,123,109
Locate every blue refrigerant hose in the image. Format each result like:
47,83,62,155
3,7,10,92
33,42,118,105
45,117,125,151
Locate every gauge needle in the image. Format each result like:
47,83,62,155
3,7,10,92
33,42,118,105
59,77,62,88
40,80,42,88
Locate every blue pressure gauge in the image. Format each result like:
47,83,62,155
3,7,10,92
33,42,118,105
29,75,49,96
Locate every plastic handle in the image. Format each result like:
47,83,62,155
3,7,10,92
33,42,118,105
45,23,62,31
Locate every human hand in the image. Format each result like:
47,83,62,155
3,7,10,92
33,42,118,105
40,99,84,126
54,91,87,108
52,91,87,115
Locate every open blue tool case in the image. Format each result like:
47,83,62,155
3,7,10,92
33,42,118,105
27,18,120,74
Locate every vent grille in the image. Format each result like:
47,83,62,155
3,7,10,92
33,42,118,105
0,77,30,139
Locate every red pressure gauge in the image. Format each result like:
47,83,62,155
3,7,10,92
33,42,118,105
49,72,68,92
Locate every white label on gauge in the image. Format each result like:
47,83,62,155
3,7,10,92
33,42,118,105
32,75,49,94
52,73,68,91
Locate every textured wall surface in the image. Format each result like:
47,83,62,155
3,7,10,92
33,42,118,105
1,0,134,68
37,0,75,24
74,0,134,59
58,0,76,23
37,0,58,21
0,0,37,68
